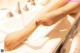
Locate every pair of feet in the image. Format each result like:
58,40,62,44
4,7,79,51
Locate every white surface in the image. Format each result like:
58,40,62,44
0,0,44,33
0,32,6,49
0,15,24,33
27,23,58,42
5,38,61,53
26,37,49,49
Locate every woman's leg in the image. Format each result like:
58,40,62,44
70,7,80,14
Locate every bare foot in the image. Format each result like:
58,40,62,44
4,29,27,51
37,10,67,26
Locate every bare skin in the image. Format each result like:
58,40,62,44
4,0,80,51
37,2,80,26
